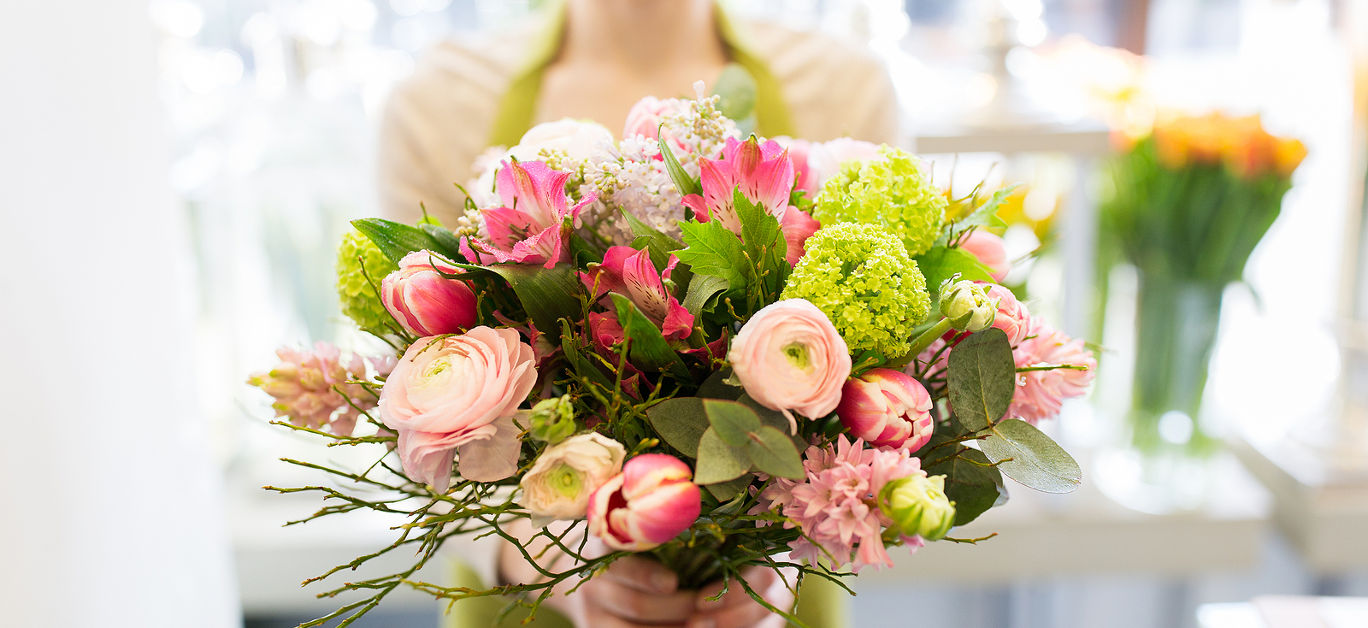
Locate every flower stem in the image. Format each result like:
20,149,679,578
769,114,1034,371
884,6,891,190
906,317,953,358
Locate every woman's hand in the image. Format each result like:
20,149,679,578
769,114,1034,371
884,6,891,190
569,556,794,628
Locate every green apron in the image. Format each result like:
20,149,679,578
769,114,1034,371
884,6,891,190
450,3,842,626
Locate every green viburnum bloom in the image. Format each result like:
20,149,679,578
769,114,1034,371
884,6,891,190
812,146,947,257
781,223,930,357
336,229,399,335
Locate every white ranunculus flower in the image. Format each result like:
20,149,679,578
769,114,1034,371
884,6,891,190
519,432,626,521
467,119,616,209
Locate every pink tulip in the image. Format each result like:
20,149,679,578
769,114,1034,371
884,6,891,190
836,368,935,450
580,246,694,341
682,136,794,233
587,454,702,551
779,207,821,265
959,231,1010,282
381,250,478,336
379,327,537,491
728,299,851,427
983,283,1032,346
461,160,594,269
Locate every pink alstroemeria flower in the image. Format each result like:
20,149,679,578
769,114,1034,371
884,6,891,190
682,136,795,233
462,160,594,269
580,246,694,342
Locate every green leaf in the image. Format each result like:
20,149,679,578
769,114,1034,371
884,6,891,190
610,294,691,379
622,209,686,272
956,185,1017,231
675,220,748,290
917,433,1007,526
916,246,995,296
734,189,789,299
660,133,701,197
482,263,583,334
980,419,1082,493
703,399,762,447
352,218,444,265
705,475,752,501
681,274,730,317
712,63,757,122
418,223,465,261
560,319,613,390
695,427,750,484
697,369,743,400
947,328,1017,432
647,397,709,458
746,426,805,479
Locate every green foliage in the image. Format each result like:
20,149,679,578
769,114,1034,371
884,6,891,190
610,294,691,378
647,397,710,458
659,133,701,197
352,217,454,264
483,263,582,334
712,63,757,131
916,246,996,301
980,419,1082,493
734,190,790,302
675,219,748,291
916,432,1007,527
946,328,1017,431
812,146,947,257
705,399,762,446
746,426,804,479
781,223,931,357
336,229,399,336
695,428,750,484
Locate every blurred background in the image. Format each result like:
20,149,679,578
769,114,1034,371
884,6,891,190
3,0,1367,626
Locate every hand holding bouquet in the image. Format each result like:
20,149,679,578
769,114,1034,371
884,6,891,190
251,88,1095,627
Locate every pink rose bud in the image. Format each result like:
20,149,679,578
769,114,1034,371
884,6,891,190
983,283,1032,346
381,250,478,336
959,231,1010,282
836,368,935,450
728,299,851,426
587,454,701,551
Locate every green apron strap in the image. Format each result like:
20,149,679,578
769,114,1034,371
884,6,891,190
488,0,568,148
487,0,795,146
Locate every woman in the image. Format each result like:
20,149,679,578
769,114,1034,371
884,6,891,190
376,1,900,625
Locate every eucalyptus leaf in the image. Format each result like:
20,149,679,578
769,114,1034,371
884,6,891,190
980,419,1082,494
697,369,743,400
947,328,1016,431
704,475,752,501
703,399,762,447
695,428,750,484
746,426,805,479
918,433,1007,526
646,397,709,458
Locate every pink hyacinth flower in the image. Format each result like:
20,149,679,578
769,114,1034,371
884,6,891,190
587,454,702,551
580,246,694,342
462,160,595,269
837,368,935,451
381,250,478,336
682,136,795,233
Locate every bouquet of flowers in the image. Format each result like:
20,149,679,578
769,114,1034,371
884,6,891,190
1101,112,1304,450
250,87,1095,627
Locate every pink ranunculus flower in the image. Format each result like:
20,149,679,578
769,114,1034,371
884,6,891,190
983,283,1032,346
837,368,935,451
806,138,882,190
379,327,538,491
587,453,702,551
381,250,478,336
461,160,595,269
580,246,694,341
682,136,795,233
959,231,1011,282
1008,322,1097,424
779,207,821,265
729,299,851,428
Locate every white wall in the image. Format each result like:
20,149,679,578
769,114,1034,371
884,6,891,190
0,1,240,626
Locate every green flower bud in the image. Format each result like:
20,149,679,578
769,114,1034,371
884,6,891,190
938,279,997,332
879,474,956,540
528,395,576,444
